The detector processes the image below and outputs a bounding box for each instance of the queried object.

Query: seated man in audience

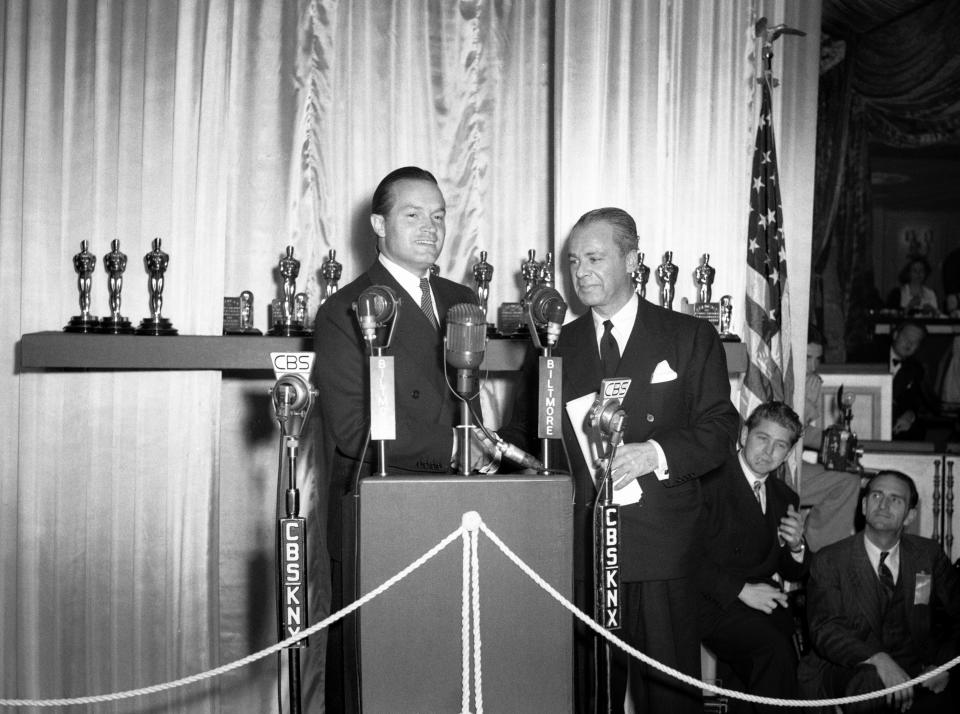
[855,320,936,440]
[697,401,809,713]
[799,470,960,713]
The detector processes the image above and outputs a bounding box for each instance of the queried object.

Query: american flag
[740,74,795,435]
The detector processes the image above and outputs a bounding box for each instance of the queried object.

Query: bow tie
[892,358,902,367]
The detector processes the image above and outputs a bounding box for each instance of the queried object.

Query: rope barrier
[1,510,956,711]
[0,523,466,709]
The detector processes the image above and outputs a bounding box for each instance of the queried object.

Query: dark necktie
[419,277,439,331]
[600,320,620,377]
[878,551,895,599]
[753,480,764,513]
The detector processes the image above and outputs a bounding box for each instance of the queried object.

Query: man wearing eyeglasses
[799,471,960,712]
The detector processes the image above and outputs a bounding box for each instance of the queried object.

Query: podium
[355,473,573,713]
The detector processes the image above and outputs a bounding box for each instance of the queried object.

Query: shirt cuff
[650,439,670,481]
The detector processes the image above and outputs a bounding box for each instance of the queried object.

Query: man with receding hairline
[558,207,739,714]
[800,470,960,712]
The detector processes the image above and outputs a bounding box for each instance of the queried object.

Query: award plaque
[694,302,721,329]
[497,302,525,337]
[136,237,178,335]
[223,290,262,335]
[99,239,134,334]
[64,240,100,333]
[269,246,311,336]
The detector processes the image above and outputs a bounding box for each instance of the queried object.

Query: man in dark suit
[852,320,935,440]
[559,207,740,713]
[799,470,960,713]
[313,166,482,711]
[888,321,934,440]
[698,401,809,713]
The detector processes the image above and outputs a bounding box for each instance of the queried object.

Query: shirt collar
[379,253,431,305]
[890,347,902,374]
[863,534,901,580]
[592,293,638,349]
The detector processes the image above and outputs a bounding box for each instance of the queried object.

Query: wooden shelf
[19,331,747,374]
[18,331,527,372]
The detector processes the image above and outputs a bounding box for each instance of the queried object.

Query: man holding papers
[559,207,739,714]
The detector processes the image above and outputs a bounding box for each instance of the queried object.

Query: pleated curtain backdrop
[1,1,822,712]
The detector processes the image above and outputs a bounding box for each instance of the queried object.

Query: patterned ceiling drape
[811,0,960,359]
[1,1,821,712]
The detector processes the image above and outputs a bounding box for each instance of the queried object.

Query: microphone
[471,428,545,471]
[589,377,631,445]
[353,285,399,347]
[272,373,317,441]
[445,302,487,397]
[527,286,567,347]
[495,437,544,471]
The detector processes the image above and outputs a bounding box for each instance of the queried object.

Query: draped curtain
[811,0,960,360]
[1,1,821,712]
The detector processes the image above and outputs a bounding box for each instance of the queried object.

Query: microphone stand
[455,369,476,476]
[272,377,316,714]
[539,343,554,473]
[523,288,566,474]
[591,409,626,713]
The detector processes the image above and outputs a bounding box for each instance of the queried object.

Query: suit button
[646,414,654,422]
[411,390,420,399]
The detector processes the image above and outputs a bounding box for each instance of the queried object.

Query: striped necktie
[878,551,895,600]
[419,277,439,330]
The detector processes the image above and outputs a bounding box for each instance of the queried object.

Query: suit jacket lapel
[898,539,919,637]
[562,315,603,400]
[852,534,886,633]
[617,300,663,417]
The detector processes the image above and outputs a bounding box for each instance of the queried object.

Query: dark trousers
[702,601,798,713]
[605,578,703,714]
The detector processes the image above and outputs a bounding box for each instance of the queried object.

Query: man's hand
[778,504,805,551]
[919,665,949,694]
[893,410,917,435]
[609,442,659,489]
[737,583,788,614]
[866,652,913,711]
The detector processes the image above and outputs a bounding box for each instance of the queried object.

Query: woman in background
[886,256,939,315]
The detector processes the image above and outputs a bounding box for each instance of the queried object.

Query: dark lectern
[356,473,573,713]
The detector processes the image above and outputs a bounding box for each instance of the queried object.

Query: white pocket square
[650,360,677,383]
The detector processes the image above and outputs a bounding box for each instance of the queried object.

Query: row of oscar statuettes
[63,239,736,338]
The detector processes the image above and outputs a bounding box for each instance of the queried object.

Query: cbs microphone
[445,302,487,398]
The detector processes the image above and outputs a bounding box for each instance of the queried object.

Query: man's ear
[738,425,749,449]
[625,249,638,275]
[903,507,918,530]
[370,213,386,238]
